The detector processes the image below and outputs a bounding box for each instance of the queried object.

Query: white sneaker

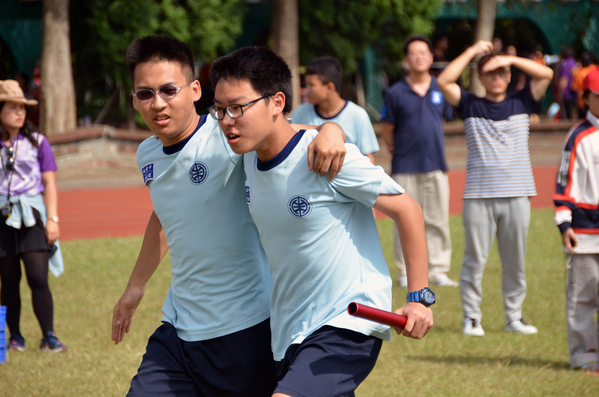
[463,317,485,337]
[576,362,598,371]
[431,274,459,287]
[397,275,408,288]
[505,318,538,334]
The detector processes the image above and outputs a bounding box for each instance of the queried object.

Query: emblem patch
[431,91,442,105]
[189,162,209,185]
[142,163,155,185]
[246,185,251,204]
[288,195,312,218]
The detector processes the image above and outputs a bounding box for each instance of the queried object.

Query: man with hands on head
[437,40,553,337]
[111,35,346,397]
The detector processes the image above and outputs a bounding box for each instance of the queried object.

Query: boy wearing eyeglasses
[437,41,554,337]
[111,36,346,397]
[210,47,433,397]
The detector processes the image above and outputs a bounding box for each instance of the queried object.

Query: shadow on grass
[411,355,570,370]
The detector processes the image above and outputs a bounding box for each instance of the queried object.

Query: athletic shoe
[7,335,26,351]
[431,274,459,287]
[463,317,485,336]
[397,275,408,288]
[576,361,597,371]
[504,318,538,335]
[39,331,69,353]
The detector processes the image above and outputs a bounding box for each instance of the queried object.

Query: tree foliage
[298,0,444,75]
[70,0,248,119]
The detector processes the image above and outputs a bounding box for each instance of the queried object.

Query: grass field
[0,208,597,396]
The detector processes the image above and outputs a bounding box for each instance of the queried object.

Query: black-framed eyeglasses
[133,82,192,101]
[4,146,15,171]
[208,95,272,120]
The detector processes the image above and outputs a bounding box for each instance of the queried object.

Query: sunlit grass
[0,209,596,396]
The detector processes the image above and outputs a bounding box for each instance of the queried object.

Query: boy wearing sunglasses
[111,36,346,396]
[210,46,433,397]
[437,41,554,337]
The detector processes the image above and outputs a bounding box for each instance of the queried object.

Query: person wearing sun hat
[554,66,599,372]
[0,79,68,353]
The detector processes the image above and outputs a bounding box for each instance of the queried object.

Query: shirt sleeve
[443,98,454,121]
[37,135,58,172]
[381,91,396,124]
[355,108,380,154]
[379,175,405,194]
[455,87,471,120]
[328,144,385,208]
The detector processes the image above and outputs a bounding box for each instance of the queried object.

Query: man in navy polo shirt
[381,34,457,289]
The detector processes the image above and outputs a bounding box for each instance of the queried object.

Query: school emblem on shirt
[141,163,155,185]
[431,91,442,105]
[288,195,312,218]
[189,162,209,185]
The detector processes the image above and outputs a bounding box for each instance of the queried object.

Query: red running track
[57,166,559,241]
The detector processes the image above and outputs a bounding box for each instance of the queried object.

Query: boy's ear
[327,82,336,93]
[190,80,202,102]
[272,92,286,115]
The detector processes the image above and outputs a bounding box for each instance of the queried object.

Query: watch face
[422,289,436,305]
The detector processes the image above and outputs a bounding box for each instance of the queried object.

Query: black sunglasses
[133,82,192,101]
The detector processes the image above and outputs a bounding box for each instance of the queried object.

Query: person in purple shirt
[0,79,68,353]
[557,47,577,119]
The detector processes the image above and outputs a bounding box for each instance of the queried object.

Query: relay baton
[347,302,407,330]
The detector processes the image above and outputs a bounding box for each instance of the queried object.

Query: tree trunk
[471,0,498,97]
[40,0,76,134]
[271,0,300,113]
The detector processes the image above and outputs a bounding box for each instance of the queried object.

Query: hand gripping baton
[347,302,407,330]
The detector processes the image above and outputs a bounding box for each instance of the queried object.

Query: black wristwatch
[406,287,436,307]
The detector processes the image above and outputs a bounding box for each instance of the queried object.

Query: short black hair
[126,35,195,85]
[210,46,293,114]
[306,56,342,93]
[403,34,433,56]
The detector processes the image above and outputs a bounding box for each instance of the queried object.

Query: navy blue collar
[257,130,306,171]
[314,100,348,120]
[163,114,207,155]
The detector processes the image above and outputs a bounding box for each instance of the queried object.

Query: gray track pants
[460,197,531,323]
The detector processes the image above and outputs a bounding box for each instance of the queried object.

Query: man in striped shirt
[437,40,554,337]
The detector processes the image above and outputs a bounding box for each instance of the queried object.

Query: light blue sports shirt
[244,129,401,360]
[137,115,272,342]
[291,101,380,155]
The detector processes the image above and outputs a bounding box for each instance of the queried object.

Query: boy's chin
[228,143,252,155]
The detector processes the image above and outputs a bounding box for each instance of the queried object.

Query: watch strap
[406,290,420,303]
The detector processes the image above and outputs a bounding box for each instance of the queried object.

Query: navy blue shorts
[274,326,382,397]
[127,320,277,397]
